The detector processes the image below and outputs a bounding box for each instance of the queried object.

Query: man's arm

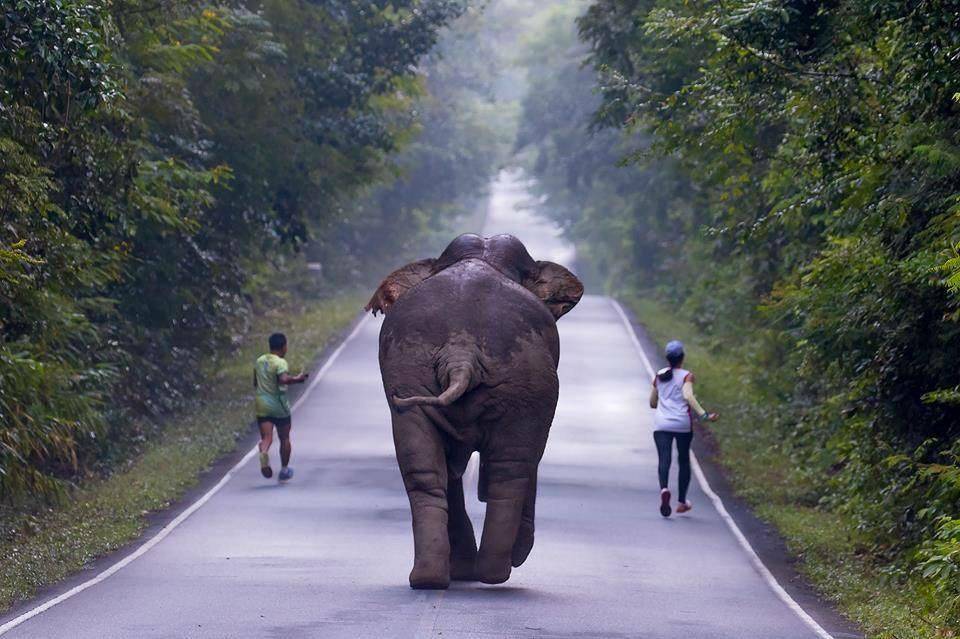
[278,371,309,385]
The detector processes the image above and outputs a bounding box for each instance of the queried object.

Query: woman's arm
[649,383,658,409]
[682,379,718,421]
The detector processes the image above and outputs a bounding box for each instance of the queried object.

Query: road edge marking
[609,298,834,639]
[0,313,372,636]
[413,590,446,639]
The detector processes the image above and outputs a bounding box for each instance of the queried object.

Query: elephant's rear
[378,260,561,418]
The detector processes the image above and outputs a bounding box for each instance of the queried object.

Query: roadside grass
[625,294,933,639]
[0,294,363,614]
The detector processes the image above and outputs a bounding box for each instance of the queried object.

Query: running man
[649,340,718,517]
[254,333,308,481]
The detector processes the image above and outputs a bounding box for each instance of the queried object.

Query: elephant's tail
[393,366,471,409]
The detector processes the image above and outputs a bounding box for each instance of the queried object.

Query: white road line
[0,314,372,636]
[609,298,834,639]
[413,591,446,639]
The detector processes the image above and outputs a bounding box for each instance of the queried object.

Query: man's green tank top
[254,353,290,418]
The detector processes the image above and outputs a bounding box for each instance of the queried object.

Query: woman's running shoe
[278,467,294,482]
[676,501,692,514]
[659,488,672,517]
[259,452,273,478]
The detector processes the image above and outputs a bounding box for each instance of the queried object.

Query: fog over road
[2,171,835,638]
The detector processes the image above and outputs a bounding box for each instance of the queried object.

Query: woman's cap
[665,340,684,358]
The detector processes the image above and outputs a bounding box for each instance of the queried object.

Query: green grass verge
[625,294,936,639]
[0,294,363,614]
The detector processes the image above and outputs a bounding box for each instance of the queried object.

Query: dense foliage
[518,0,960,629]
[0,0,486,505]
[312,3,516,281]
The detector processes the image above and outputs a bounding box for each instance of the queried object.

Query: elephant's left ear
[523,261,584,320]
[365,258,437,316]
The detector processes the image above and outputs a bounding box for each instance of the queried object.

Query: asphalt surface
[3,170,834,638]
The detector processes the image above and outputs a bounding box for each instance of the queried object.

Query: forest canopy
[0,0,492,504]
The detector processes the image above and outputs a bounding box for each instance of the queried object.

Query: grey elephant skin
[366,234,584,589]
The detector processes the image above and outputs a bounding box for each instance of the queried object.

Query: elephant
[366,233,584,589]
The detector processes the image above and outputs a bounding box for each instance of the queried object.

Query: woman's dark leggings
[653,430,693,503]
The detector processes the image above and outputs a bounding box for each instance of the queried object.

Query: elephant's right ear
[365,258,437,316]
[523,260,584,320]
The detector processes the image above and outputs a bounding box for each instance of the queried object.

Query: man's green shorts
[257,415,291,428]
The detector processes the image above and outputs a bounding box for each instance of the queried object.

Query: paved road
[2,170,829,638]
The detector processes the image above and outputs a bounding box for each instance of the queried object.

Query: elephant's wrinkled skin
[366,234,583,589]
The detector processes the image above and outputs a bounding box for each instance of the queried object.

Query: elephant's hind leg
[448,472,478,581]
[393,408,451,590]
[511,469,537,567]
[474,451,530,585]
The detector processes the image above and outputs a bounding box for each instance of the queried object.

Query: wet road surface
[2,170,832,638]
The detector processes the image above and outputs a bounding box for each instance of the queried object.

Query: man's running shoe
[659,488,672,517]
[259,452,272,478]
[676,501,692,514]
[278,466,294,482]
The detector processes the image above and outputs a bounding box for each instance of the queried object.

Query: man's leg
[277,421,292,467]
[258,420,274,478]
[277,420,293,481]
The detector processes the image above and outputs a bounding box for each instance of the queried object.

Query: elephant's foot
[409,555,450,590]
[511,521,534,567]
[475,551,512,585]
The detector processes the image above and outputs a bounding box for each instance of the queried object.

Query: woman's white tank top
[653,367,693,432]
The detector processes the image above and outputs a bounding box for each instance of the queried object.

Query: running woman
[648,340,718,517]
[254,333,308,482]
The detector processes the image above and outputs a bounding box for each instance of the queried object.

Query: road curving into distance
[1,169,852,639]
